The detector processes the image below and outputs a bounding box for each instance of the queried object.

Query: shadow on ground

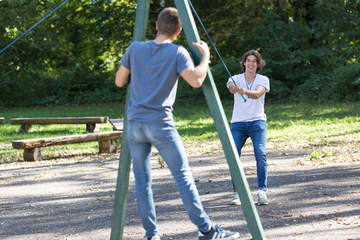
[1,151,359,239]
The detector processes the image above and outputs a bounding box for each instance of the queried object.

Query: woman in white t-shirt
[226,49,270,206]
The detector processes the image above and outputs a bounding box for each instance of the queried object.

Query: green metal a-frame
[110,0,266,239]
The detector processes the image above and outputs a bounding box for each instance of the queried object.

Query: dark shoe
[143,235,160,240]
[199,224,240,240]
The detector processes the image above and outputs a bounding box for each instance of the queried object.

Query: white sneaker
[231,192,241,205]
[143,235,160,240]
[257,190,268,205]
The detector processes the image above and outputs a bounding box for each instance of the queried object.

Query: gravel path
[1,149,360,240]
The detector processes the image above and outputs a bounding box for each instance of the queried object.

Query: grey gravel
[1,149,360,240]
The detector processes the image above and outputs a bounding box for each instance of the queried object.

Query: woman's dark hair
[240,49,266,73]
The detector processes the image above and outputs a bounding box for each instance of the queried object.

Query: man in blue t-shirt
[115,7,240,240]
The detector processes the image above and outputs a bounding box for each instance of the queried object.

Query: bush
[42,67,127,106]
[295,63,360,102]
[0,74,52,107]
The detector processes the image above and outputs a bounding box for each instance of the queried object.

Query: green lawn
[1,102,360,163]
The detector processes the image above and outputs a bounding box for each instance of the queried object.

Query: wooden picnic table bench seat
[10,117,109,133]
[0,117,4,124]
[12,131,122,161]
[109,119,124,131]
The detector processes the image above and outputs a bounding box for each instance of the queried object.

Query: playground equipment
[110,1,266,239]
[1,0,266,238]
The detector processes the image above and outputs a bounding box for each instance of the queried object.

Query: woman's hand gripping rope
[229,80,247,102]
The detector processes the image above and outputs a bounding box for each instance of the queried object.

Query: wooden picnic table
[109,119,124,131]
[10,117,109,132]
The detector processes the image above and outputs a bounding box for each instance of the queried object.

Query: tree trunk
[302,0,317,48]
[247,0,258,18]
[291,0,302,24]
[274,0,289,23]
[290,0,303,50]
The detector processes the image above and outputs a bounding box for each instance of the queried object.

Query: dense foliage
[187,0,360,103]
[0,0,359,107]
[0,0,136,106]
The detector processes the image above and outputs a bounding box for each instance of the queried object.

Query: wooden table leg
[19,124,33,132]
[86,123,99,132]
[99,139,117,153]
[24,148,42,161]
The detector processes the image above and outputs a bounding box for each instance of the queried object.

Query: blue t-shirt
[121,40,194,124]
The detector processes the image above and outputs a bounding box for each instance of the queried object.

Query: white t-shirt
[226,73,270,123]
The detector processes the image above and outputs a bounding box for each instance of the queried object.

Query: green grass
[265,103,360,149]
[173,102,360,149]
[1,102,360,163]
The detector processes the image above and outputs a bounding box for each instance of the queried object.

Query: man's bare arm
[115,65,131,87]
[180,40,210,88]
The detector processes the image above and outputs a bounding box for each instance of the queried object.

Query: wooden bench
[10,117,109,133]
[109,119,124,131]
[0,117,4,124]
[12,131,122,161]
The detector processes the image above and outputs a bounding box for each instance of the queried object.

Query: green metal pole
[110,1,150,240]
[174,0,266,239]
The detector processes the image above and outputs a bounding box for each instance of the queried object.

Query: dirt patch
[1,149,360,239]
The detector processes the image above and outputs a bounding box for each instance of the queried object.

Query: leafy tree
[0,0,136,106]
[192,0,360,103]
[1,0,359,107]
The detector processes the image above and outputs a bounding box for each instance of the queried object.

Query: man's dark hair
[158,7,182,36]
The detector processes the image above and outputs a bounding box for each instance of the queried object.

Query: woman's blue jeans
[230,120,268,191]
[127,120,211,237]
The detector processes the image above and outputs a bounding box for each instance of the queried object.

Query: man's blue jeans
[127,120,211,237]
[231,120,268,191]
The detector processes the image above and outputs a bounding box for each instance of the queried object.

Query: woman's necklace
[244,74,257,98]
